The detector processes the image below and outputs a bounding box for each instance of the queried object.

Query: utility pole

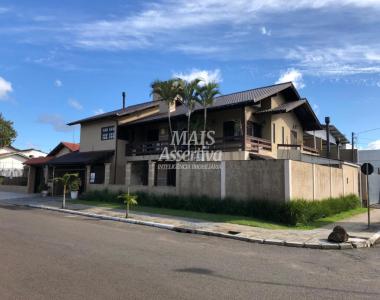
[351,132,355,163]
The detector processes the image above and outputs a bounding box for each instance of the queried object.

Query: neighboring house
[358,150,380,204]
[24,142,80,193]
[0,145,47,178]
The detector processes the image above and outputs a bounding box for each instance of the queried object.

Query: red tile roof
[24,156,54,166]
[62,142,80,152]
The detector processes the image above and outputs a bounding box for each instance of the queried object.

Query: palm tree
[180,78,202,149]
[151,79,182,147]
[54,173,79,209]
[197,82,220,132]
[118,190,138,218]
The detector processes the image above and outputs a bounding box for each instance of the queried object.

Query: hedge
[80,189,360,226]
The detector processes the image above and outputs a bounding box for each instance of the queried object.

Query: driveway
[0,191,36,201]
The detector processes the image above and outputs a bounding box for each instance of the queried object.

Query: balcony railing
[277,144,319,155]
[245,136,272,152]
[125,135,272,156]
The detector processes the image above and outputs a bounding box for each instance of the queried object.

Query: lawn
[70,199,367,230]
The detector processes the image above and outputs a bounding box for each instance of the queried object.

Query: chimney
[325,116,330,158]
[122,92,126,109]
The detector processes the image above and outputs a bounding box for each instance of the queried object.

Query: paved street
[0,203,380,300]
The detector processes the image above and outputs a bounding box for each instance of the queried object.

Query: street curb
[23,204,380,250]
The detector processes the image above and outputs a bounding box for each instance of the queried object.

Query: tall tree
[0,113,17,147]
[151,79,182,146]
[197,82,220,132]
[180,78,202,148]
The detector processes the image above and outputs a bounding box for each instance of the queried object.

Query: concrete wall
[290,160,360,200]
[225,160,285,202]
[85,159,360,202]
[86,183,176,195]
[176,162,222,198]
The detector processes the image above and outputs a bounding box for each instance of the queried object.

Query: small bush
[80,189,360,226]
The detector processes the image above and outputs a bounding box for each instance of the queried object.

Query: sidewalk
[3,196,380,250]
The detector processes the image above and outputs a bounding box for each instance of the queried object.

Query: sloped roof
[0,152,30,160]
[255,100,307,114]
[48,142,80,156]
[48,150,114,166]
[67,101,158,125]
[62,142,80,152]
[24,156,54,166]
[127,82,299,125]
[322,125,350,144]
[68,82,296,126]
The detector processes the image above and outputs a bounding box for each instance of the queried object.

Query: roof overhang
[48,151,114,166]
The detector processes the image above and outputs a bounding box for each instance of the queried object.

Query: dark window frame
[272,123,276,143]
[101,126,115,140]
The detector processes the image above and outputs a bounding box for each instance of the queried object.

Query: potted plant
[39,182,49,197]
[69,177,81,200]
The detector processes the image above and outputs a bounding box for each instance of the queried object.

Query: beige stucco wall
[291,160,360,200]
[176,161,222,198]
[80,120,117,152]
[86,183,176,195]
[225,160,285,202]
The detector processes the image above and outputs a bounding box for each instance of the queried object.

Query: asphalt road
[0,203,379,300]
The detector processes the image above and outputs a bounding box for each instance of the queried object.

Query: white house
[358,150,380,204]
[0,146,47,178]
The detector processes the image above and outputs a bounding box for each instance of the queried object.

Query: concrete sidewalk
[2,196,380,250]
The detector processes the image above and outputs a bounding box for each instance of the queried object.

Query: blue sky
[1,0,380,152]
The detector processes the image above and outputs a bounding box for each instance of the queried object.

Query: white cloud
[0,76,13,100]
[54,79,62,87]
[366,140,380,150]
[173,69,222,84]
[68,98,83,110]
[0,7,10,14]
[37,114,72,132]
[276,68,305,89]
[284,45,380,76]
[75,0,380,51]
[94,108,105,115]
[260,26,271,36]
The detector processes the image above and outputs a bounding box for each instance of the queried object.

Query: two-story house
[44,82,353,197]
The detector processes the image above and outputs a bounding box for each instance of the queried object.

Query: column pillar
[27,166,35,193]
[148,161,156,187]
[104,163,111,185]
[125,162,132,186]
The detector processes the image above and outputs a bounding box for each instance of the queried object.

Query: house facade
[25,142,80,193]
[18,82,360,201]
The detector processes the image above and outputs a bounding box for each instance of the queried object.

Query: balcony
[125,135,272,156]
[277,144,319,155]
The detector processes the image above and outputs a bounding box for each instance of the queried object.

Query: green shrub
[80,189,360,226]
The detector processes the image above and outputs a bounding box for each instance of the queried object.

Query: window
[223,121,241,138]
[101,126,115,140]
[247,121,262,138]
[147,129,159,142]
[272,123,276,143]
[291,130,298,144]
[282,127,285,144]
